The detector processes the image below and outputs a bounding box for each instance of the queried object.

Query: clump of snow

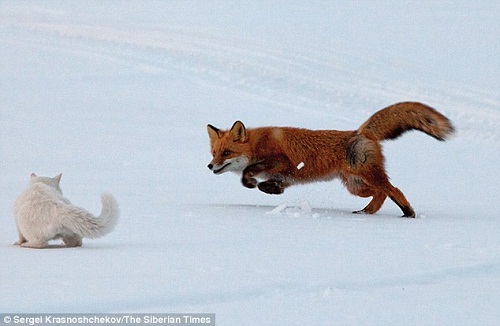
[266,200,317,218]
[266,202,288,215]
[297,162,305,170]
[322,287,334,299]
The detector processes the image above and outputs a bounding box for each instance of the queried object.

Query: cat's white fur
[13,173,119,248]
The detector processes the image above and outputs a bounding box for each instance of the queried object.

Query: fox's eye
[223,150,231,157]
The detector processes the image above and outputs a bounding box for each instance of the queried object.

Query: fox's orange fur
[207,102,454,217]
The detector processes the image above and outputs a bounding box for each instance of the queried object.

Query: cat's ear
[54,173,62,184]
[30,173,37,179]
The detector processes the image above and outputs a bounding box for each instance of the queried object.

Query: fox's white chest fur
[13,173,119,249]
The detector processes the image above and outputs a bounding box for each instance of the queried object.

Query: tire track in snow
[2,15,499,142]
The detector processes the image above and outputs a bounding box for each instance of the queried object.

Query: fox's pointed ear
[30,173,37,179]
[207,124,221,142]
[54,173,62,184]
[230,121,247,142]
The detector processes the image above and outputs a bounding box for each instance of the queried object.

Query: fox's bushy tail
[357,102,455,142]
[60,193,119,239]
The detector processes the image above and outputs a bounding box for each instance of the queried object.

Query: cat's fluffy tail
[60,193,119,239]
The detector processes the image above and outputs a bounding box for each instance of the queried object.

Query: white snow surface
[1,1,499,325]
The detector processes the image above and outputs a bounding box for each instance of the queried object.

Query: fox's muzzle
[208,162,231,174]
[207,156,249,175]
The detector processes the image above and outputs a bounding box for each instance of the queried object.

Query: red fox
[207,102,454,217]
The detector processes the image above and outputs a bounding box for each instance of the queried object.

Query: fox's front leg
[242,154,293,194]
[257,180,289,194]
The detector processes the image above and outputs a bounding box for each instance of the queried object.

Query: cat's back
[14,182,63,220]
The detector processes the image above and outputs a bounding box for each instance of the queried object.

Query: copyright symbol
[4,316,12,324]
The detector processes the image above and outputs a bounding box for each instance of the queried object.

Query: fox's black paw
[242,177,257,189]
[258,180,285,195]
[402,206,416,218]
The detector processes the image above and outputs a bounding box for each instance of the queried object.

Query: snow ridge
[3,11,499,142]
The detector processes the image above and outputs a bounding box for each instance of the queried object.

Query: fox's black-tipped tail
[357,102,455,142]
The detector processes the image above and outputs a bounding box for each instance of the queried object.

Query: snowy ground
[1,1,499,325]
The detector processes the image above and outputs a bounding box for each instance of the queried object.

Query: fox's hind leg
[360,167,415,217]
[346,137,415,217]
[343,175,387,214]
[353,192,387,214]
[386,186,415,217]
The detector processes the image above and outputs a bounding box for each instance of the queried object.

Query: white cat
[13,173,119,248]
